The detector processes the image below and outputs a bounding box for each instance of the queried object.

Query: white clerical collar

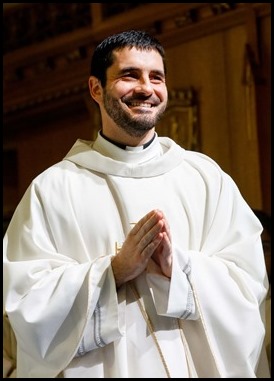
[99,130,156,151]
[64,135,185,177]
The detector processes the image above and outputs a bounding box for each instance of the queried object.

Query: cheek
[156,85,168,102]
[108,82,133,97]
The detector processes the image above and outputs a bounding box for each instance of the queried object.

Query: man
[3,30,269,378]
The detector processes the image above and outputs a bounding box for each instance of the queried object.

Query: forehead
[110,46,165,72]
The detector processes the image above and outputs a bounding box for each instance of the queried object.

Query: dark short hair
[90,30,166,87]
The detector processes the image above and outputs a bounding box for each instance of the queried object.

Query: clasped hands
[111,209,172,288]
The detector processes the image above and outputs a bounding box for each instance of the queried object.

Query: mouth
[125,101,154,110]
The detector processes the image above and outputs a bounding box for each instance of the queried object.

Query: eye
[151,75,163,82]
[120,70,139,80]
[123,73,138,79]
[150,72,165,84]
[151,76,163,83]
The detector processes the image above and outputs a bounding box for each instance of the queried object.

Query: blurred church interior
[3,3,271,232]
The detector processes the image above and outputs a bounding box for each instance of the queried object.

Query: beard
[103,91,167,138]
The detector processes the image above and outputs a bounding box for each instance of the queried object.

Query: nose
[134,77,153,95]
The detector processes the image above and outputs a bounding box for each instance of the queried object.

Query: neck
[100,130,156,150]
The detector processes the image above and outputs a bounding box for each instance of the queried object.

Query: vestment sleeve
[146,253,198,319]
[146,169,268,377]
[3,182,123,378]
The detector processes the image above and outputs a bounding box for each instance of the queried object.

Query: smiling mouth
[127,102,153,108]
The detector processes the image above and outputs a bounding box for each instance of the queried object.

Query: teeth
[130,102,151,108]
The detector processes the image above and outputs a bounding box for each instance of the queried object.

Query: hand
[151,212,172,278]
[111,209,166,288]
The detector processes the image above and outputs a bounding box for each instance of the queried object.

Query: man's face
[102,47,168,138]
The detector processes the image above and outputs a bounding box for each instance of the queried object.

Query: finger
[131,209,163,237]
[161,231,172,253]
[162,221,172,243]
[138,220,164,253]
[140,232,164,260]
[158,214,172,243]
[130,210,158,235]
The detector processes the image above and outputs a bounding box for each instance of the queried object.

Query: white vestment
[3,133,269,378]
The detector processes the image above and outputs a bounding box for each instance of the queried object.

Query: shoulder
[168,140,238,192]
[31,160,83,195]
[32,139,92,186]
[184,150,224,174]
[159,136,231,180]
[162,137,226,176]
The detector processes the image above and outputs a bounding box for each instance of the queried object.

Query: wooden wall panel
[3,105,93,216]
[256,15,271,214]
[224,25,262,208]
[165,24,263,208]
[166,33,231,171]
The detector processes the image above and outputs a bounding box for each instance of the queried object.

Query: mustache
[121,94,160,105]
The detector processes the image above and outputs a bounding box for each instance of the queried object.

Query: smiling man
[90,47,167,142]
[3,30,269,378]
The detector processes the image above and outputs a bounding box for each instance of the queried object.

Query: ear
[88,76,103,104]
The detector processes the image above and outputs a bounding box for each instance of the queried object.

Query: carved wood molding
[157,88,199,151]
[3,3,270,124]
